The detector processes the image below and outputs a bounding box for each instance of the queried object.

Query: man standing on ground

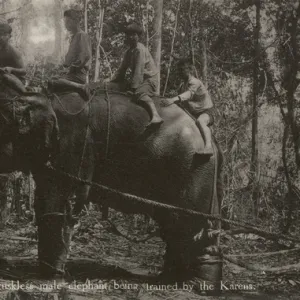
[162,59,214,156]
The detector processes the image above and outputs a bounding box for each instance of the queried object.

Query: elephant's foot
[157,254,222,295]
[38,215,72,279]
[39,260,65,279]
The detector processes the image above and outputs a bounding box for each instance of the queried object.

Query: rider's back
[0,44,24,80]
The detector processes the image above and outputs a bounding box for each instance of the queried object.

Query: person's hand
[3,67,13,74]
[59,67,69,75]
[161,97,177,107]
[126,88,136,96]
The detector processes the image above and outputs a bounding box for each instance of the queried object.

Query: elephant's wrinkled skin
[0,89,223,289]
[33,91,223,287]
[0,90,58,173]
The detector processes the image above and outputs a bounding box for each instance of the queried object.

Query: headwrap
[64,9,81,23]
[0,23,12,35]
[124,23,143,35]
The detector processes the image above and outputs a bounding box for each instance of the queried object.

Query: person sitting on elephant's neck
[48,9,91,101]
[161,59,214,156]
[0,23,27,94]
[107,23,163,128]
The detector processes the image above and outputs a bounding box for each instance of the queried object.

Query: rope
[104,84,111,159]
[44,164,300,244]
[52,90,96,116]
[77,103,91,178]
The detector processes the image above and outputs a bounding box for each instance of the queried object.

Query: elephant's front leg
[34,173,74,278]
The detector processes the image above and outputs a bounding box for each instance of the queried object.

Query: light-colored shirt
[112,42,158,89]
[64,30,91,71]
[179,75,213,114]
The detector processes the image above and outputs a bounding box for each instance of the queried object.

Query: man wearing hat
[0,22,27,94]
[109,23,163,127]
[161,58,214,156]
[49,9,91,101]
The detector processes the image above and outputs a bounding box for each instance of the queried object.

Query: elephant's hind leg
[157,155,223,294]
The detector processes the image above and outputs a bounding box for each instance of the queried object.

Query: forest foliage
[1,0,300,235]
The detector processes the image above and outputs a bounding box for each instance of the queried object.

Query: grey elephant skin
[0,89,223,291]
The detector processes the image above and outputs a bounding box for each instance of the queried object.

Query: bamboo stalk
[162,0,180,97]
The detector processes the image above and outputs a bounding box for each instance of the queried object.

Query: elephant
[0,87,59,174]
[0,86,223,291]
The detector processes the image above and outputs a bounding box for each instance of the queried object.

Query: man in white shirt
[162,59,214,156]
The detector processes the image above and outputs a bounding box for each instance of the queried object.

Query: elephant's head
[0,93,59,173]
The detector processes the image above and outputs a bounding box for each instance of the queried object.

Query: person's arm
[161,79,203,107]
[111,50,129,82]
[4,48,26,76]
[177,79,203,101]
[5,67,26,76]
[130,48,144,89]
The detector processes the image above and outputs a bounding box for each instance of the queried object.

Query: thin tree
[285,1,300,167]
[199,40,207,87]
[188,0,198,79]
[94,0,105,82]
[250,0,261,217]
[84,0,88,33]
[152,0,163,94]
[84,0,89,83]
[53,0,63,64]
[162,0,180,97]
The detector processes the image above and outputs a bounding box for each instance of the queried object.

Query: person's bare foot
[145,116,164,128]
[203,146,213,156]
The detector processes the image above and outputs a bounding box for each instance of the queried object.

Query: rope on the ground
[44,164,300,244]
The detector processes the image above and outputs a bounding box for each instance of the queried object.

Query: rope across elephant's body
[0,85,223,290]
[32,88,224,287]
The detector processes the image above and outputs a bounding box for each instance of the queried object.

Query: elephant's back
[148,106,205,159]
[88,92,204,159]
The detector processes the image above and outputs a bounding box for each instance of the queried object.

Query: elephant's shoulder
[153,120,203,157]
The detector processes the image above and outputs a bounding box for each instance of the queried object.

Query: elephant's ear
[17,106,33,135]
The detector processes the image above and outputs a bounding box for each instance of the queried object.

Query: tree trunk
[53,0,63,64]
[0,175,10,228]
[84,0,88,33]
[162,0,180,96]
[250,0,261,217]
[199,39,207,87]
[152,0,163,95]
[286,2,300,168]
[94,0,104,82]
[188,0,198,78]
[84,0,89,83]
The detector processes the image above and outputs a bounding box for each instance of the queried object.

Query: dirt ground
[0,211,300,300]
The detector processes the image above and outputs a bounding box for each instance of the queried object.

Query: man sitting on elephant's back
[0,22,27,94]
[48,9,91,101]
[161,59,214,156]
[106,23,163,128]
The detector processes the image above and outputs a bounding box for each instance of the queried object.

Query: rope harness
[104,83,111,158]
[2,90,300,246]
[43,163,300,244]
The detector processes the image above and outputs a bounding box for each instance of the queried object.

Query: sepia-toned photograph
[0,0,299,299]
